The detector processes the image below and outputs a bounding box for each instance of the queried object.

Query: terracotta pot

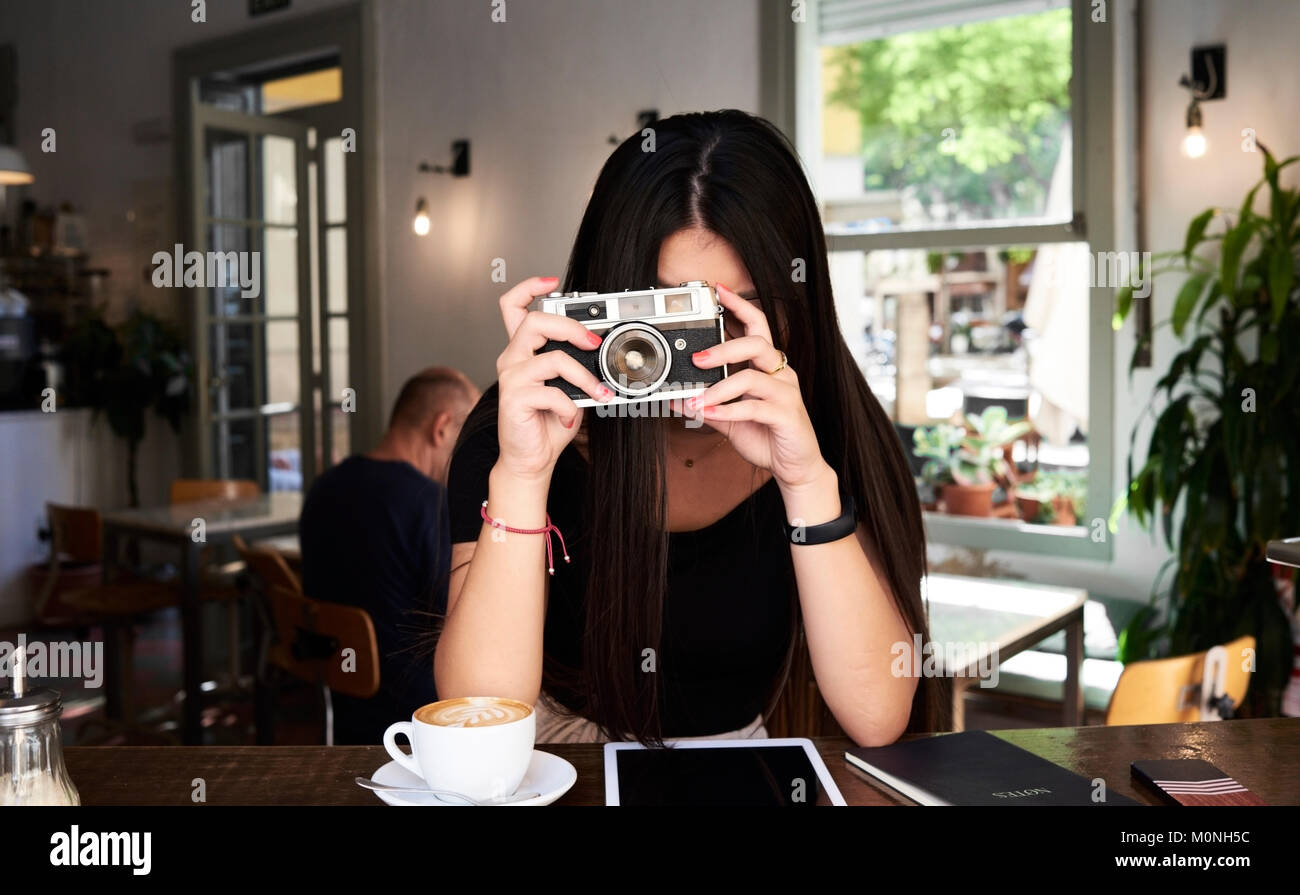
[992,500,1019,519]
[1016,495,1042,522]
[942,483,996,517]
[1050,496,1077,527]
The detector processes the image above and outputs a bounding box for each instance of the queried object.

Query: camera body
[531,281,727,408]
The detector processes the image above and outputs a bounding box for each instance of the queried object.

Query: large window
[783,0,1116,558]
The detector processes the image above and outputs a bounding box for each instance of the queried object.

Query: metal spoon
[355,777,540,805]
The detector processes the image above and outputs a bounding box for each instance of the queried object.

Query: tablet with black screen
[604,738,847,806]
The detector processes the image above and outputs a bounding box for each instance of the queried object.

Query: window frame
[763,0,1116,560]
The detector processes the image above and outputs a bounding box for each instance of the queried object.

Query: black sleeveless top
[446,391,797,737]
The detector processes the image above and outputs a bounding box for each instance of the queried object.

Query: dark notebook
[845,730,1140,806]
[1131,759,1267,806]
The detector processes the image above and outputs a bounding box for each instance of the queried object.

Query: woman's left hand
[676,283,833,492]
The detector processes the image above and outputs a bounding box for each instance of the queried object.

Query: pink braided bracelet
[480,500,571,575]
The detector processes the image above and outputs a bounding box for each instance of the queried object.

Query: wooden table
[101,493,302,744]
[62,718,1300,805]
[926,573,1087,730]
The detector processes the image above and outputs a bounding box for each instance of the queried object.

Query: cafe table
[100,492,303,745]
[63,718,1300,806]
[925,573,1087,730]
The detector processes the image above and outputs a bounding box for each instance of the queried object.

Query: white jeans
[534,690,768,743]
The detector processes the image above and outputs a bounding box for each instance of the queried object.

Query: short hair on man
[388,367,476,431]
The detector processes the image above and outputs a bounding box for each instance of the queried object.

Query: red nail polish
[692,350,709,360]
[563,416,575,428]
[599,386,613,399]
[589,331,603,347]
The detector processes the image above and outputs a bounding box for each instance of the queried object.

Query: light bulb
[1182,126,1207,159]
[413,198,430,236]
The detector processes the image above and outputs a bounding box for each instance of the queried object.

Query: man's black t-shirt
[446,386,797,737]
[299,456,449,744]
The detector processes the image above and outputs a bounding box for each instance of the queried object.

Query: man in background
[299,366,480,744]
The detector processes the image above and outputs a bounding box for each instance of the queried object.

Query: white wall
[375,0,761,405]
[0,409,182,625]
[939,0,1300,602]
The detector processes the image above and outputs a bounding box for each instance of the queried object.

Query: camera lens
[600,323,671,396]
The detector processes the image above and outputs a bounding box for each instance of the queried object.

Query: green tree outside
[824,9,1072,223]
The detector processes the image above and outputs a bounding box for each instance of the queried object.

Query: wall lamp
[413,139,470,236]
[1178,45,1225,160]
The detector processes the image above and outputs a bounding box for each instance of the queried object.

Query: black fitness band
[782,493,857,545]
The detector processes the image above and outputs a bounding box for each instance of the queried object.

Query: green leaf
[1113,284,1134,329]
[1239,179,1263,223]
[1261,331,1279,365]
[1117,605,1161,663]
[1156,335,1211,396]
[1195,279,1223,325]
[1183,207,1216,262]
[1220,221,1255,294]
[1152,396,1190,499]
[1107,491,1127,534]
[1171,273,1208,336]
[1268,248,1294,325]
[1129,328,1152,380]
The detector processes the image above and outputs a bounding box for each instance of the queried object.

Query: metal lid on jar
[0,687,63,726]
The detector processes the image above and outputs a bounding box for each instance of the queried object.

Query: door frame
[172,2,382,486]
[190,105,313,489]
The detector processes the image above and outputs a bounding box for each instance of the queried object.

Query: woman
[436,110,948,746]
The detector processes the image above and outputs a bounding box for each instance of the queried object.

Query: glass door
[190,104,313,491]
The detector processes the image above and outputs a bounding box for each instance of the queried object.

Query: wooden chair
[233,535,300,594]
[232,534,300,700]
[255,581,379,745]
[1105,636,1255,726]
[38,504,180,743]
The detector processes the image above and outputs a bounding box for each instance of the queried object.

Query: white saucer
[368,750,577,806]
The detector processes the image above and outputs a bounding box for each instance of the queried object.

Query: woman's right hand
[494,276,613,481]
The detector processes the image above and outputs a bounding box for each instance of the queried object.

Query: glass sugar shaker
[0,683,81,806]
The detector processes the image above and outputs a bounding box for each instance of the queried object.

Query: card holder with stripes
[1131,759,1267,806]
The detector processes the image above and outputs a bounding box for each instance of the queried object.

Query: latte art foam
[417,697,532,728]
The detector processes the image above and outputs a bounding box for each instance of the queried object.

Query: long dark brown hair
[459,110,947,743]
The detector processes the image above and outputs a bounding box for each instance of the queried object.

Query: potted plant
[63,308,192,507]
[1016,469,1086,525]
[913,406,1031,517]
[1112,146,1300,716]
[1015,478,1048,522]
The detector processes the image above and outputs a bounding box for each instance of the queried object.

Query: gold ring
[767,350,788,375]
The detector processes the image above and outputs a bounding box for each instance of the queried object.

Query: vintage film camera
[531,281,728,408]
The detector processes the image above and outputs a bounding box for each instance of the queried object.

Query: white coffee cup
[383,696,535,802]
